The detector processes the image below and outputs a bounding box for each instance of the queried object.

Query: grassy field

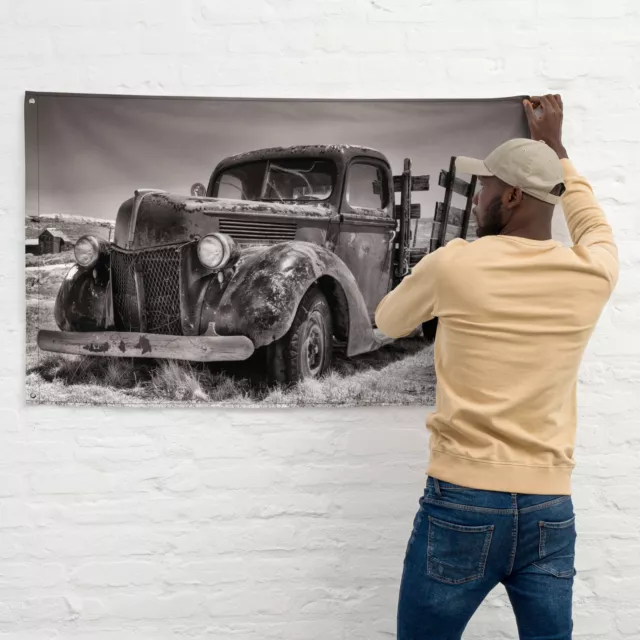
[26,250,74,267]
[25,263,436,407]
[26,213,114,242]
[25,213,439,407]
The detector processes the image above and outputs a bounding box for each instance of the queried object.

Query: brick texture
[1,0,640,638]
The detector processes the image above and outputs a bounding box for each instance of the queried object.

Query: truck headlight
[197,233,236,270]
[74,235,103,268]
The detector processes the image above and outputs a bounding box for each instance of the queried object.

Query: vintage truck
[37,145,476,383]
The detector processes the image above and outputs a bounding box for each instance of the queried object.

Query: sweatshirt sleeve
[374,247,442,339]
[561,159,619,290]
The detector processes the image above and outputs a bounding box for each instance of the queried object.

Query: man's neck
[500,209,554,241]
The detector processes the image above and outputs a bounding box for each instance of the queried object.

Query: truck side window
[346,163,389,214]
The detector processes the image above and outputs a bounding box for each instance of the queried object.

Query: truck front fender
[53,261,113,332]
[200,241,377,355]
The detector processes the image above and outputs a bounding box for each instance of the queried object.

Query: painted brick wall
[1,1,639,638]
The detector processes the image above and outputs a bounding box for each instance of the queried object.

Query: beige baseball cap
[455,138,565,205]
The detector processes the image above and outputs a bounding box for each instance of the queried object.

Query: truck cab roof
[213,144,390,174]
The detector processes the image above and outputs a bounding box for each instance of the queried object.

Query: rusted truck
[37,145,476,383]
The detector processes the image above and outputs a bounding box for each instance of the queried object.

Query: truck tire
[266,286,333,384]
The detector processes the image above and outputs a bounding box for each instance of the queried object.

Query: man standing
[375,95,618,639]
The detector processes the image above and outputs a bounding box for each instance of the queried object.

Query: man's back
[376,152,618,496]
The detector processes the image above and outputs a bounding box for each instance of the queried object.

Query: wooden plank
[393,174,430,192]
[411,175,430,191]
[409,247,428,266]
[395,203,421,219]
[434,202,464,226]
[460,174,478,239]
[430,221,466,240]
[395,158,412,280]
[436,157,457,249]
[438,169,473,197]
[37,330,255,362]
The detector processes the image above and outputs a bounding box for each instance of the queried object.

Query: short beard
[476,196,505,238]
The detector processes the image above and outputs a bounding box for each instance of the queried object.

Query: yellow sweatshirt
[374,159,619,495]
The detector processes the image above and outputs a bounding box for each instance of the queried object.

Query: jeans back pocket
[534,516,577,579]
[427,516,494,585]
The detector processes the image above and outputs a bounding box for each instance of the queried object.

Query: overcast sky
[28,94,570,241]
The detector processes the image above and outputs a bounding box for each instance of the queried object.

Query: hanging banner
[25,92,529,407]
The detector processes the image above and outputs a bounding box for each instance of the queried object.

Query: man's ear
[503,186,524,209]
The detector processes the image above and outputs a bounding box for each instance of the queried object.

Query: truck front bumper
[37,330,255,362]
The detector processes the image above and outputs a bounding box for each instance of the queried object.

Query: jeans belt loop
[433,477,442,497]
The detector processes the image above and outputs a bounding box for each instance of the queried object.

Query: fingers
[554,93,563,111]
[529,93,563,113]
[543,93,563,112]
[540,94,555,112]
[523,99,536,122]
[547,94,561,110]
[522,99,541,140]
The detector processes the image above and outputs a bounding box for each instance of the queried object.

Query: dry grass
[147,360,210,402]
[26,337,436,407]
[34,353,139,388]
[262,344,436,407]
[26,357,145,406]
[26,299,56,371]
[26,250,75,267]
[25,263,71,300]
[26,374,149,406]
[146,360,257,403]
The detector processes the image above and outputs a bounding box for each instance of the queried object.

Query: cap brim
[455,156,494,177]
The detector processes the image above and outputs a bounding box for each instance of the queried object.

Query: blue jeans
[398,476,577,640]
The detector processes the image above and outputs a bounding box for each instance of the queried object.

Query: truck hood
[114,191,332,250]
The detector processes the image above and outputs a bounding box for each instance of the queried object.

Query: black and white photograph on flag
[25,93,564,407]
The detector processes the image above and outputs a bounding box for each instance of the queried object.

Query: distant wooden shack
[39,228,74,254]
[25,238,40,255]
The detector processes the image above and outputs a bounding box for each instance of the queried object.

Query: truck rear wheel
[266,286,333,384]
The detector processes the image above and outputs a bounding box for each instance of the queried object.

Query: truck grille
[111,247,182,336]
[218,218,297,244]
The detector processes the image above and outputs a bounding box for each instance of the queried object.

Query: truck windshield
[212,158,336,202]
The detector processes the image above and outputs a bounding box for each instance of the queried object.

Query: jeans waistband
[428,476,572,515]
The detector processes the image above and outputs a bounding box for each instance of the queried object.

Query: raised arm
[374,248,442,339]
[524,94,619,288]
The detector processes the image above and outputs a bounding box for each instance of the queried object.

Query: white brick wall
[1,0,639,637]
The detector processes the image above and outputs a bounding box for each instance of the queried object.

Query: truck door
[334,159,396,320]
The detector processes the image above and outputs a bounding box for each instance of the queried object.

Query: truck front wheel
[266,286,333,384]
